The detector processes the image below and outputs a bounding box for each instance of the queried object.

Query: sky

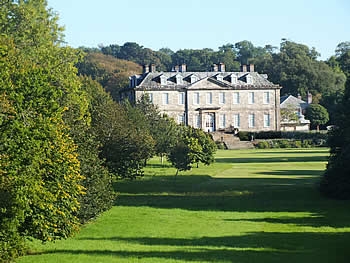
[47,0,349,60]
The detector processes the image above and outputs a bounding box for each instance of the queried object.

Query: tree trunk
[175,169,178,180]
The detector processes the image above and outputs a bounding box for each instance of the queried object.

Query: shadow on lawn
[215,155,327,164]
[115,173,350,228]
[45,232,350,263]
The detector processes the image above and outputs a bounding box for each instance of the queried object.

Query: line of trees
[0,1,217,261]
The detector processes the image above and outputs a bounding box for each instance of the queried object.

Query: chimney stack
[179,64,187,72]
[150,64,156,73]
[218,63,225,72]
[307,91,312,104]
[247,64,254,72]
[240,64,247,72]
[211,64,218,72]
[143,64,149,74]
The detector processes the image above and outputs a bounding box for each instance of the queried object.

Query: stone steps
[211,132,254,150]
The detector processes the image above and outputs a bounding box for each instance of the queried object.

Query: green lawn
[18,148,350,263]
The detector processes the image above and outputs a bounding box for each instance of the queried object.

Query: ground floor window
[248,114,255,128]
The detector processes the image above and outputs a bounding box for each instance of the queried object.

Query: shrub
[215,141,226,150]
[238,131,252,141]
[254,131,282,139]
[256,141,270,149]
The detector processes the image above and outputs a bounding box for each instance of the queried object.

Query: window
[160,75,167,85]
[264,113,271,127]
[248,92,255,104]
[148,93,153,103]
[233,92,240,104]
[248,114,255,128]
[263,92,270,104]
[233,114,240,128]
[219,92,225,104]
[219,114,226,129]
[176,75,183,85]
[194,114,200,128]
[178,114,185,125]
[178,92,185,105]
[162,93,169,105]
[206,92,212,104]
[193,92,200,105]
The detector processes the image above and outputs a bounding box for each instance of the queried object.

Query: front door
[205,113,215,132]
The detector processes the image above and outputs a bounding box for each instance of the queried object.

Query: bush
[238,131,252,141]
[215,141,226,150]
[256,141,270,149]
[254,131,282,139]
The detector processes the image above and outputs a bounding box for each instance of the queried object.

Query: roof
[280,95,309,109]
[129,71,280,91]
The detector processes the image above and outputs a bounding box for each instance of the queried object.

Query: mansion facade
[122,64,282,132]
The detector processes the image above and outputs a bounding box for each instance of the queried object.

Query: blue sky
[47,0,349,60]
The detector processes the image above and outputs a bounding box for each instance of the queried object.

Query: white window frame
[148,93,153,103]
[206,92,212,105]
[193,92,200,105]
[178,114,185,125]
[219,92,225,104]
[219,114,226,129]
[233,92,240,104]
[248,114,255,128]
[194,114,200,128]
[263,92,270,104]
[233,113,240,128]
[162,93,169,105]
[264,113,271,127]
[178,92,185,105]
[248,92,255,104]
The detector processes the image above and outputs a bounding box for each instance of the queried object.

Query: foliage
[0,1,114,261]
[168,126,216,175]
[73,77,116,223]
[168,142,192,176]
[76,52,142,100]
[304,104,329,131]
[281,105,299,123]
[321,68,350,199]
[88,86,155,179]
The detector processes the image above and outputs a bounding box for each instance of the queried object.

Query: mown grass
[18,148,350,263]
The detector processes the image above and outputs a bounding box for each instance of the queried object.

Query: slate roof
[131,71,280,90]
[280,95,308,110]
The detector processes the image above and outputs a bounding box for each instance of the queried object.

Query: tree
[168,142,192,177]
[0,1,89,260]
[321,77,350,199]
[168,126,216,176]
[281,105,299,123]
[304,104,329,131]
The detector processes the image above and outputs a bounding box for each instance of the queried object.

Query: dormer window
[160,75,167,85]
[230,74,237,84]
[216,74,223,82]
[175,74,183,85]
[246,74,253,84]
[190,75,197,84]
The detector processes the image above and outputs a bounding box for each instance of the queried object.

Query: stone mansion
[121,63,282,132]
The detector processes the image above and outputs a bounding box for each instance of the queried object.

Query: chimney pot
[247,64,254,72]
[307,91,312,104]
[211,64,218,72]
[179,64,186,72]
[240,64,247,72]
[218,63,225,72]
[150,64,156,73]
[143,64,149,74]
